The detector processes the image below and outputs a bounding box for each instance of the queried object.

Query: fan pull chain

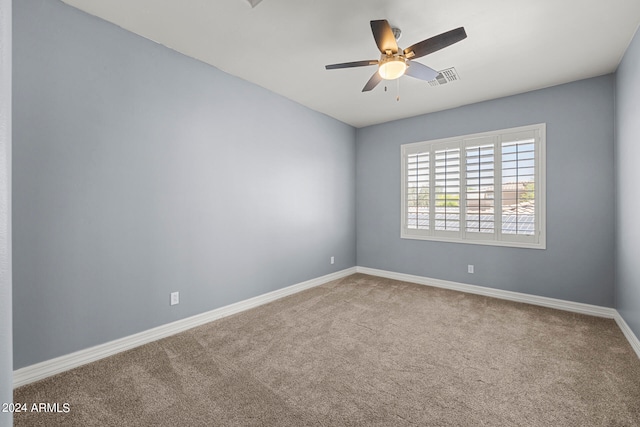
[396,78,400,102]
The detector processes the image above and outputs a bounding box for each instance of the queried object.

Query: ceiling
[61,0,640,128]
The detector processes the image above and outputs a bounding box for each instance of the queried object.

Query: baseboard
[356,266,640,358]
[356,266,617,318]
[13,267,357,388]
[613,313,640,359]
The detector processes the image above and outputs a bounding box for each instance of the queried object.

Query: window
[402,123,546,249]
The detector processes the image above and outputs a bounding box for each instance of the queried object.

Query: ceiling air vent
[428,67,460,87]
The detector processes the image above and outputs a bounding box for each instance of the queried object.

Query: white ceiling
[61,0,640,128]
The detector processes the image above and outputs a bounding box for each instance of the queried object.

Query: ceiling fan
[325,20,467,92]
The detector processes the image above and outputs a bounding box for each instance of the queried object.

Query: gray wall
[13,0,356,369]
[12,0,634,375]
[615,28,640,339]
[356,76,615,307]
[0,0,12,424]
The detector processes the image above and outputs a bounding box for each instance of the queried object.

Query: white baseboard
[14,265,640,388]
[613,313,640,359]
[356,266,640,358]
[356,267,617,317]
[13,267,357,388]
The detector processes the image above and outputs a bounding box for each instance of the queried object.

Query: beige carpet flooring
[14,273,640,426]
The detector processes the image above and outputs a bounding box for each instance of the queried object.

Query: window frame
[401,123,546,249]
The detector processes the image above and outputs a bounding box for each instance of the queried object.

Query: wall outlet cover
[170,292,179,306]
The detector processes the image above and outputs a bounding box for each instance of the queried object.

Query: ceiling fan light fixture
[378,56,407,80]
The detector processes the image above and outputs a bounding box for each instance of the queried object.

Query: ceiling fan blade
[371,20,398,54]
[404,27,467,59]
[405,61,439,81]
[325,60,379,70]
[362,71,383,92]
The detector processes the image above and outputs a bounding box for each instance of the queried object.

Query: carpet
[13,273,640,426]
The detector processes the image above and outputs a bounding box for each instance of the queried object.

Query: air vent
[428,67,460,86]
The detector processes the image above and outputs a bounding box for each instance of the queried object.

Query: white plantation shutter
[501,132,536,238]
[465,141,495,238]
[434,147,460,232]
[406,152,429,230]
[401,124,545,249]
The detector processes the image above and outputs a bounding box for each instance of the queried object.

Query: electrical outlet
[170,291,179,306]
[330,256,335,265]
[468,265,474,274]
